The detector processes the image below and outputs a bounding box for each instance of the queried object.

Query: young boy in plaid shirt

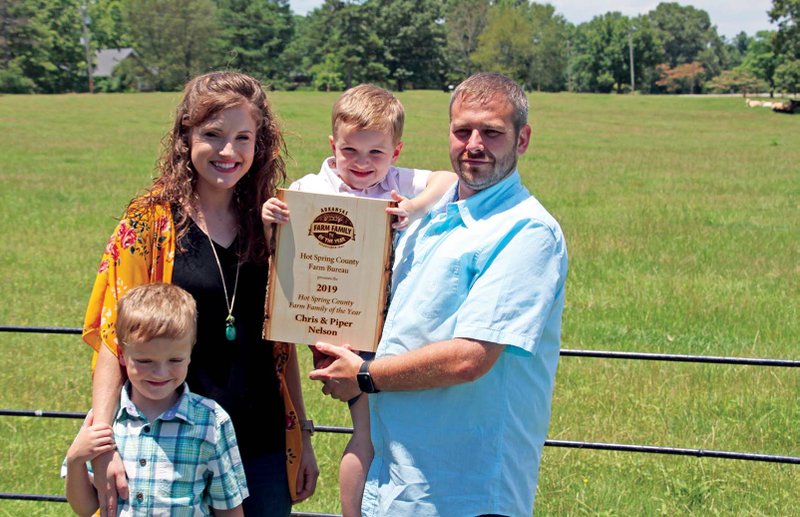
[64,283,248,516]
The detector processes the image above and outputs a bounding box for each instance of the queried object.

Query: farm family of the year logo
[309,206,355,248]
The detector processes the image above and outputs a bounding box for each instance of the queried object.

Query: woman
[83,71,318,516]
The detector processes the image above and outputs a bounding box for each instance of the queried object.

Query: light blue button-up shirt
[362,171,568,517]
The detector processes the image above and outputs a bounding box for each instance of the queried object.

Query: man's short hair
[450,73,528,133]
[332,84,405,143]
[117,283,197,347]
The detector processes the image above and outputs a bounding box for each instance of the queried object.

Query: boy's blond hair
[331,84,404,143]
[117,283,197,347]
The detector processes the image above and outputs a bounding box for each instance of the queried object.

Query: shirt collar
[117,381,194,424]
[320,157,400,197]
[445,171,526,228]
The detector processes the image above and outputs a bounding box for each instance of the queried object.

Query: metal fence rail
[3,409,799,465]
[3,325,799,368]
[2,324,798,510]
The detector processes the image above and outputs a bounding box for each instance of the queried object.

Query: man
[310,72,568,516]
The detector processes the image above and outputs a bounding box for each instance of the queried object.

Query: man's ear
[391,141,404,163]
[329,134,336,154]
[516,124,531,155]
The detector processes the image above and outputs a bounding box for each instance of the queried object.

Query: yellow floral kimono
[83,199,304,500]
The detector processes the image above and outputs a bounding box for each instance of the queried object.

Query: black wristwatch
[357,359,380,393]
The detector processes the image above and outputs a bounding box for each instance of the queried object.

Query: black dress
[171,212,285,459]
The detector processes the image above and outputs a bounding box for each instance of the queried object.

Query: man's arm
[309,338,505,401]
[91,345,128,517]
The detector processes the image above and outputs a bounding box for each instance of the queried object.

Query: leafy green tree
[570,12,660,93]
[278,13,315,86]
[309,54,345,91]
[732,31,753,55]
[526,3,570,91]
[571,13,630,93]
[470,3,531,85]
[291,0,388,90]
[741,31,780,96]
[332,1,389,88]
[630,16,664,92]
[369,0,446,90]
[444,0,489,83]
[124,0,218,90]
[472,2,570,92]
[724,31,753,68]
[0,0,89,93]
[775,58,800,93]
[769,0,800,58]
[647,2,722,66]
[705,69,766,94]
[213,0,294,86]
[1,0,42,92]
[89,0,132,49]
[647,2,726,89]
[698,36,728,79]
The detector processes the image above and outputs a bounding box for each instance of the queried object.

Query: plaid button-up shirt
[63,383,248,515]
[100,382,248,516]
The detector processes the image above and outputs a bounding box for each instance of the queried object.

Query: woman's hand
[294,435,319,502]
[92,450,128,517]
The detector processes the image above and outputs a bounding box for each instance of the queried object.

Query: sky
[288,0,777,39]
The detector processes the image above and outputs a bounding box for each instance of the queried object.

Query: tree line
[1,0,798,95]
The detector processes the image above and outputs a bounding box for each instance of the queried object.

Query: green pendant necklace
[206,230,241,342]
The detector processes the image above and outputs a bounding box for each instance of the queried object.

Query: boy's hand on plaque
[387,190,413,230]
[308,342,362,401]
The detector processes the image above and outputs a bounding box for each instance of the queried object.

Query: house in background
[93,48,151,91]
[94,48,136,78]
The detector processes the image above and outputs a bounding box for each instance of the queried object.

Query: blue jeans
[241,450,292,516]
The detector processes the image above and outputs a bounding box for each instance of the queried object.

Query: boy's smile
[329,124,403,191]
[123,336,193,420]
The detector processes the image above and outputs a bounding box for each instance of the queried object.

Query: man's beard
[456,149,517,193]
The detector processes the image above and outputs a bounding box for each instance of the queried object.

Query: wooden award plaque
[263,189,394,352]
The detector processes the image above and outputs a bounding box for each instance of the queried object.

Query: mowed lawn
[0,90,798,515]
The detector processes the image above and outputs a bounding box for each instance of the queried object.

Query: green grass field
[0,90,798,516]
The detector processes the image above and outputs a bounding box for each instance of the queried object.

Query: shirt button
[136,493,144,502]
[143,425,151,433]
[139,458,147,466]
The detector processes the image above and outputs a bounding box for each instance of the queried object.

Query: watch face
[357,372,377,393]
[357,372,369,392]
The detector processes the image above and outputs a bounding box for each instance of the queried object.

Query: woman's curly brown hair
[134,71,287,263]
